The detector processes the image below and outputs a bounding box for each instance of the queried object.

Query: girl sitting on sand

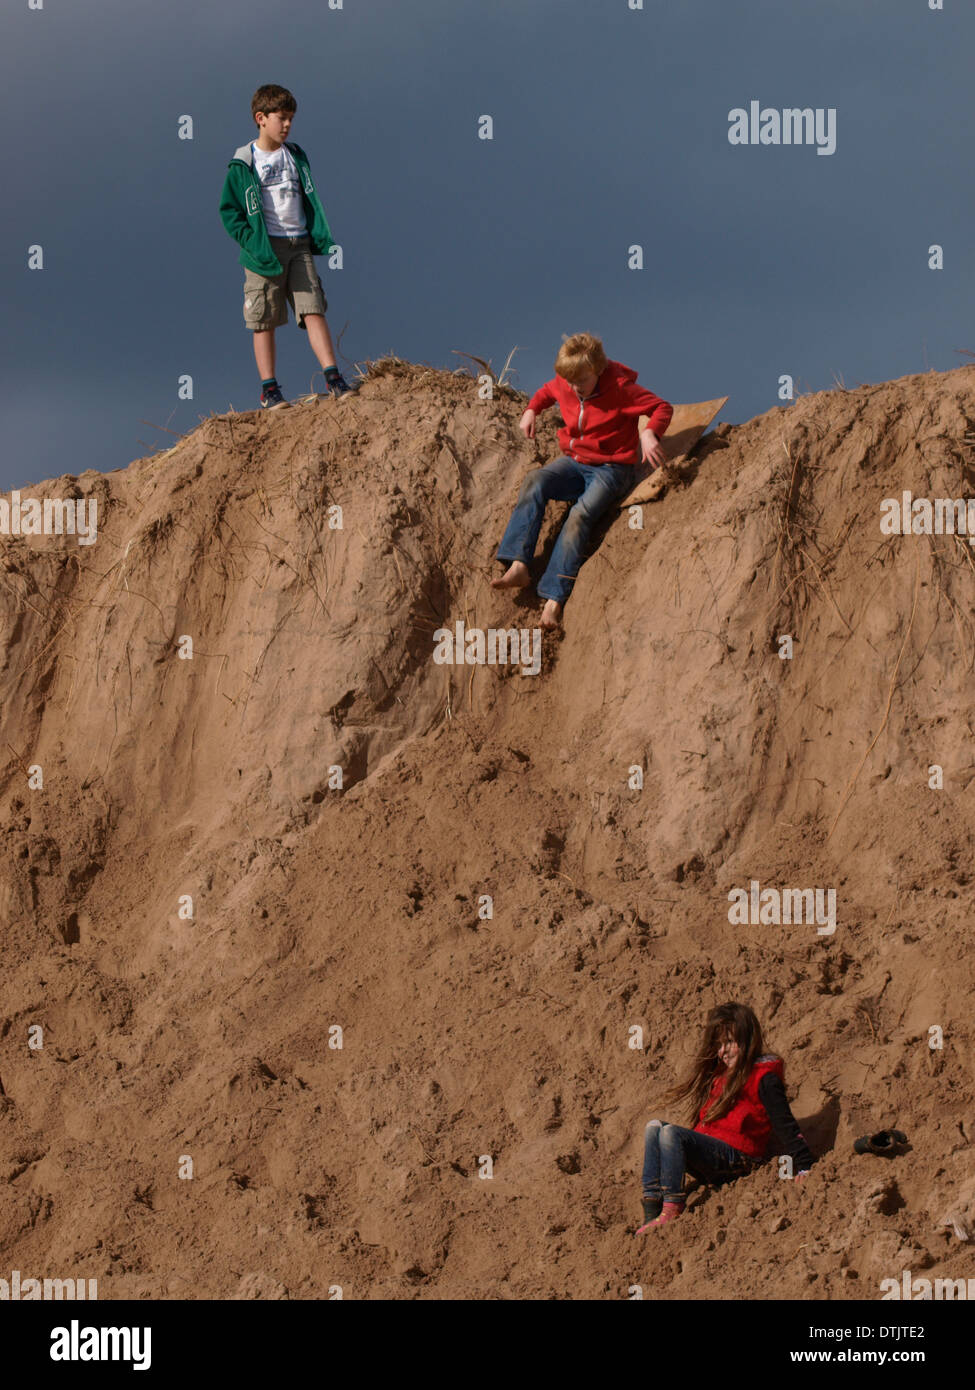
[636,1001,814,1234]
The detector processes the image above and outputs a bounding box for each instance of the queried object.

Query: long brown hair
[665,1002,770,1126]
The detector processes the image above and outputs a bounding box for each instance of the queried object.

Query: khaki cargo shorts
[243,234,327,333]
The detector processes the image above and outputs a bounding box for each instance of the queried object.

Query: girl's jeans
[495,456,642,604]
[642,1120,759,1205]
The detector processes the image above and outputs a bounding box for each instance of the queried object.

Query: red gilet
[694,1055,784,1157]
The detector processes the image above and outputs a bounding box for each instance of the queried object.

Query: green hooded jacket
[219,139,336,277]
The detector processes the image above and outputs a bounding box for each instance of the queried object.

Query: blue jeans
[495,456,642,604]
[641,1120,759,1206]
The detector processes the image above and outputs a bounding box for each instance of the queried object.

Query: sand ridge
[1,358,974,1298]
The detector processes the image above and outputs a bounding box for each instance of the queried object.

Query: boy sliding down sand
[492,333,672,628]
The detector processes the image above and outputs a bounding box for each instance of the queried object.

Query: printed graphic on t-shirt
[251,143,307,237]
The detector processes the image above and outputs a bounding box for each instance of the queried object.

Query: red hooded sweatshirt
[527,359,673,465]
[694,1055,784,1158]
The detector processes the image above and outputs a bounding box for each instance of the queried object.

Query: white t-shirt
[251,142,307,237]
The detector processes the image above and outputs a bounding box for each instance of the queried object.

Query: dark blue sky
[2,0,972,489]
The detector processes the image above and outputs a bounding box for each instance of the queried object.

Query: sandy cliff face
[1,359,974,1298]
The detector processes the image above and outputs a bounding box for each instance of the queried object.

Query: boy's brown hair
[251,84,297,126]
[555,332,608,384]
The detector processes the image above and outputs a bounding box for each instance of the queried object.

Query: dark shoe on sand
[854,1129,908,1157]
[326,373,358,399]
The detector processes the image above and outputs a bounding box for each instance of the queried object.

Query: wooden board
[619,395,729,506]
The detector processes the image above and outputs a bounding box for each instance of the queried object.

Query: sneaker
[260,383,288,409]
[325,373,359,399]
[853,1129,908,1157]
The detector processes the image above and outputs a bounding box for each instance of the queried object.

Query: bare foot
[540,599,562,630]
[491,560,531,591]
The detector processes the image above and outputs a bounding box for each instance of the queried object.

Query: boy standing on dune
[219,83,357,409]
[492,333,672,628]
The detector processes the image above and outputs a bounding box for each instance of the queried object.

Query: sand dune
[1,358,974,1298]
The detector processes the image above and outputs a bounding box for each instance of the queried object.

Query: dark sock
[642,1196,663,1224]
[261,378,278,391]
[324,366,340,381]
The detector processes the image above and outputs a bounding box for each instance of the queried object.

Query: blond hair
[554,332,608,383]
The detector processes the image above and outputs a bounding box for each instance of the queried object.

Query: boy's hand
[641,429,666,467]
[520,409,536,439]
